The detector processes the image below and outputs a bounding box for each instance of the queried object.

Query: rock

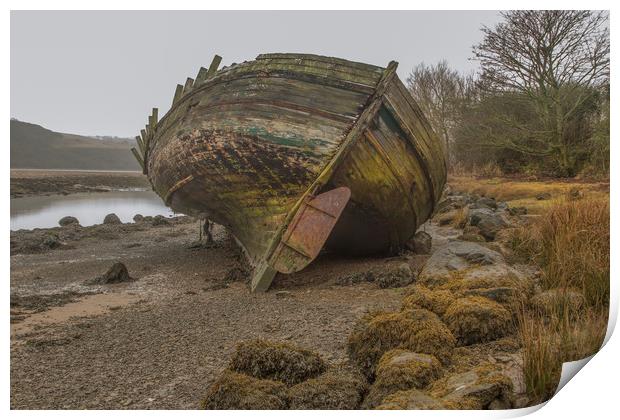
[443,296,514,345]
[419,241,505,286]
[458,233,486,243]
[335,271,375,286]
[535,192,551,200]
[363,350,441,408]
[406,231,432,254]
[229,339,327,385]
[103,213,121,224]
[347,308,455,378]
[287,366,367,409]
[530,289,585,318]
[468,209,508,240]
[58,216,79,226]
[474,197,497,210]
[133,214,144,222]
[508,206,527,216]
[91,262,133,284]
[430,363,513,409]
[436,196,468,214]
[152,215,169,226]
[376,389,450,410]
[376,263,414,288]
[468,207,495,226]
[568,187,583,200]
[274,290,292,299]
[42,234,61,249]
[437,209,459,226]
[200,370,287,409]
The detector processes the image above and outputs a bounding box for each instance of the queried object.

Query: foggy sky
[11,10,502,137]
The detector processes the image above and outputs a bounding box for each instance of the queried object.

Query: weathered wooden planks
[141,53,446,292]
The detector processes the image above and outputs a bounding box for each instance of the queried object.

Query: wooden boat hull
[133,53,446,291]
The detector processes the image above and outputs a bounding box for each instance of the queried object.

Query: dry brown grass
[507,194,609,404]
[518,306,608,404]
[448,176,608,214]
[509,196,609,307]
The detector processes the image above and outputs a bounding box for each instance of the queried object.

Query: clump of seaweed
[363,349,441,408]
[200,370,287,409]
[402,285,456,316]
[347,308,455,379]
[443,296,514,345]
[229,339,327,385]
[287,365,368,409]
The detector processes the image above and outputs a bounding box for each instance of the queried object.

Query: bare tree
[406,61,469,163]
[473,10,609,176]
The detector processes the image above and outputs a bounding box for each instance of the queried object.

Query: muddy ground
[10,196,430,408]
[10,169,150,198]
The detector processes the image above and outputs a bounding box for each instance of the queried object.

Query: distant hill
[10,119,140,171]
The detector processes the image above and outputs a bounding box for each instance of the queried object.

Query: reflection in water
[11,191,177,230]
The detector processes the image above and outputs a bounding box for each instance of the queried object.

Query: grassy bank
[507,194,609,403]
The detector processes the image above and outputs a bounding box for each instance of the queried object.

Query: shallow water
[11,191,176,230]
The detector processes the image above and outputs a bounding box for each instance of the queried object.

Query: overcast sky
[11,10,502,137]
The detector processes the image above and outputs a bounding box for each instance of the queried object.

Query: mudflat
[10,178,414,408]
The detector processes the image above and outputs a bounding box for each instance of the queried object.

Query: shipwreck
[132,53,447,292]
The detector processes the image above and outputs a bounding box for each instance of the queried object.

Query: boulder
[287,366,367,409]
[468,208,509,240]
[430,363,513,409]
[473,197,497,210]
[200,370,287,409]
[363,350,441,408]
[152,215,169,226]
[443,296,514,345]
[419,240,512,287]
[103,213,121,224]
[229,339,327,385]
[347,308,455,378]
[406,231,432,254]
[468,207,496,226]
[58,216,79,226]
[133,214,144,222]
[477,213,509,241]
[42,234,61,249]
[91,262,133,284]
[376,263,415,289]
[376,389,451,410]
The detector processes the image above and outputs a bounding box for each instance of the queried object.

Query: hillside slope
[10,120,140,170]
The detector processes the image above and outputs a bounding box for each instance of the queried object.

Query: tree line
[407,10,609,178]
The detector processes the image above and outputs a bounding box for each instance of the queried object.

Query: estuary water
[10,190,176,230]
